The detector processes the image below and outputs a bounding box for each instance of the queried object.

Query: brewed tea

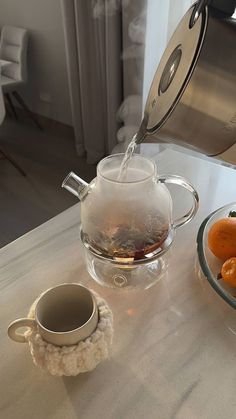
[83,213,169,261]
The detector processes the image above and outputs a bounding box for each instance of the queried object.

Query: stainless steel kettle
[138,0,236,164]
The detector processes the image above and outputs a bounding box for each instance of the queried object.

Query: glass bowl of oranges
[197,203,236,311]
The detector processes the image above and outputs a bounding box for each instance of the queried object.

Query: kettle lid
[145,3,208,133]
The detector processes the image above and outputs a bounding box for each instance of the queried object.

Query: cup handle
[158,174,199,229]
[8,318,36,343]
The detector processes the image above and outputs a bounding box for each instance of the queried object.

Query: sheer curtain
[61,0,146,163]
[61,0,123,164]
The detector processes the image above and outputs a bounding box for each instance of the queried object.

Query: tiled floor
[0,115,96,248]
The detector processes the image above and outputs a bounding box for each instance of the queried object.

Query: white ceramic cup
[8,283,98,346]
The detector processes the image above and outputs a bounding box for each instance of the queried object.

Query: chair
[0,25,42,130]
[0,80,26,176]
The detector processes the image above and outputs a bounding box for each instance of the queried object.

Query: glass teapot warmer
[62,154,199,290]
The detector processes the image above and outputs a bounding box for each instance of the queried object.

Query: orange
[208,217,236,261]
[221,257,236,287]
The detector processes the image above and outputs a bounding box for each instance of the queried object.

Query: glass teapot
[62,153,199,290]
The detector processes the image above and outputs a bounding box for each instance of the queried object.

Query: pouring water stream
[117,115,148,181]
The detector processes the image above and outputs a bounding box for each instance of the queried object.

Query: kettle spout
[62,172,89,200]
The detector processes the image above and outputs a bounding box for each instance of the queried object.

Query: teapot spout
[62,172,89,200]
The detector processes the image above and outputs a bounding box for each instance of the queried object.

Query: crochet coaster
[24,291,113,376]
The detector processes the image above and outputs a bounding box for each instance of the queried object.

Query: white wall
[0,0,72,125]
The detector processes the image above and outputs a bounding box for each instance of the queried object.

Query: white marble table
[1,148,236,419]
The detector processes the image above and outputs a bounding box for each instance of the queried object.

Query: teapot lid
[145,3,208,133]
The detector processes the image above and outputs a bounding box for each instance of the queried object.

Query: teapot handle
[158,175,199,229]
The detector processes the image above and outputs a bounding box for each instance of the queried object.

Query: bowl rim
[197,202,236,310]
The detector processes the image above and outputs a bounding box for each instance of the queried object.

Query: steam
[117,95,142,126]
[128,11,146,44]
[93,0,130,18]
[118,4,146,149]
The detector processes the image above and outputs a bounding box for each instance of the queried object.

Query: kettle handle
[190,0,235,28]
[189,0,209,28]
[158,175,199,229]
